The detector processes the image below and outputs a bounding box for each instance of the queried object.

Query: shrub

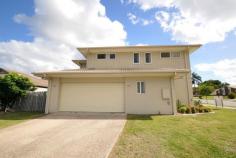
[203,107,212,112]
[194,100,202,107]
[177,100,188,113]
[176,100,183,109]
[208,107,212,112]
[198,107,203,113]
[198,95,203,99]
[0,73,35,111]
[195,106,212,113]
[179,106,187,113]
[186,107,191,114]
[191,107,196,113]
[228,92,236,99]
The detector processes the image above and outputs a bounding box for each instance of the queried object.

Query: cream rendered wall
[46,78,60,113]
[87,52,185,70]
[125,77,173,114]
[46,77,174,114]
[174,73,189,105]
[60,77,125,83]
[173,51,193,105]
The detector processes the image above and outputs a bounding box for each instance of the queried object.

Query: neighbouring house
[211,85,236,96]
[34,45,201,114]
[0,68,48,92]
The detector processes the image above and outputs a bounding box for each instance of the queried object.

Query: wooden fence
[13,91,46,112]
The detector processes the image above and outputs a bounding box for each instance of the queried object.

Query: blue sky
[0,0,236,84]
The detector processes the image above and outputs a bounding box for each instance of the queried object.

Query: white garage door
[59,83,124,112]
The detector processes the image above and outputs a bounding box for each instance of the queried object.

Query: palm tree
[192,72,202,85]
[192,72,202,95]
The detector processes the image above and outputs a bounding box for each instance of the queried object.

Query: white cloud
[127,12,139,24]
[195,59,236,85]
[135,43,148,46]
[155,11,170,29]
[127,0,174,11]
[127,12,153,26]
[0,0,127,73]
[14,0,127,47]
[0,38,79,73]
[142,19,154,26]
[128,0,236,44]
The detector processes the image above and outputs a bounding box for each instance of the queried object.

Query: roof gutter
[33,69,190,78]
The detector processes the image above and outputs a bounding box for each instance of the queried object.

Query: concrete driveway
[0,112,126,158]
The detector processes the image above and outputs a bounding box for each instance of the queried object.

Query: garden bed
[176,111,215,116]
[177,100,212,114]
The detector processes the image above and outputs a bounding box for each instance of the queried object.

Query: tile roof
[0,68,48,88]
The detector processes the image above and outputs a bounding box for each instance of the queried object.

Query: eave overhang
[33,69,190,79]
[77,44,202,58]
[72,60,87,66]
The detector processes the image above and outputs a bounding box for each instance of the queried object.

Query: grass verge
[0,112,44,129]
[110,108,236,158]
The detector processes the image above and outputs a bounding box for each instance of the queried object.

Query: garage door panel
[59,83,124,112]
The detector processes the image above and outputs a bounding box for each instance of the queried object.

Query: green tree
[199,84,214,99]
[192,72,202,85]
[200,80,229,89]
[0,72,35,111]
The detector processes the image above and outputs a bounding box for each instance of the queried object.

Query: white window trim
[133,52,140,64]
[145,52,152,64]
[96,53,107,60]
[109,53,116,60]
[137,81,145,94]
[171,52,181,58]
[160,52,171,59]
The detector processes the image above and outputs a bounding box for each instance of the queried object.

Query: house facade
[34,45,201,114]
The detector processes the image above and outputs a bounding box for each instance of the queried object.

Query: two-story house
[34,45,201,114]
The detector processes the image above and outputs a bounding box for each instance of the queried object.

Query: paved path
[0,112,126,158]
[196,99,236,108]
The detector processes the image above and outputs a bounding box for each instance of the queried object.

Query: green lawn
[110,108,236,158]
[0,112,43,129]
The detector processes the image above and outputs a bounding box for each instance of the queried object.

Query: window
[145,53,151,63]
[137,81,145,94]
[161,52,170,58]
[97,54,106,59]
[172,52,181,57]
[109,54,116,59]
[133,53,140,64]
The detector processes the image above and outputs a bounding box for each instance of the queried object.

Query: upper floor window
[145,53,151,63]
[133,53,140,64]
[109,54,116,59]
[97,54,106,59]
[172,52,181,58]
[137,81,145,94]
[161,52,170,58]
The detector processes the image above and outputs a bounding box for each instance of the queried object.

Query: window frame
[171,52,181,58]
[96,53,106,59]
[133,52,140,64]
[160,52,171,59]
[145,52,152,64]
[109,53,116,59]
[137,81,145,94]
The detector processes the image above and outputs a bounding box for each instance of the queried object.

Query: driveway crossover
[0,112,126,158]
